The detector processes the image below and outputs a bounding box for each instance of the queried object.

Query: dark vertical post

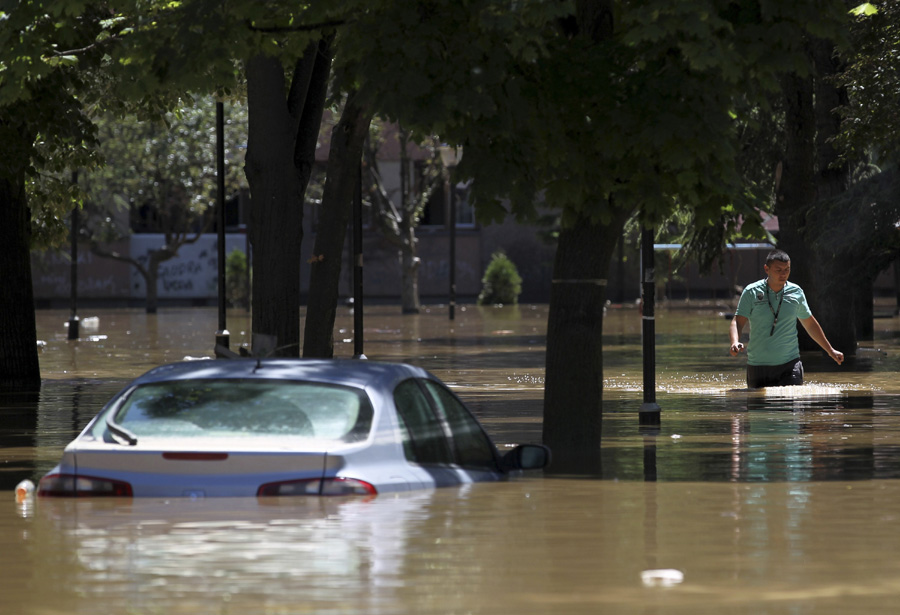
[353,158,366,359]
[640,226,661,424]
[894,255,900,315]
[615,229,625,304]
[215,101,230,353]
[245,221,251,313]
[449,177,457,321]
[67,172,80,340]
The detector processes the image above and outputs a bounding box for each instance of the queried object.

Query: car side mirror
[501,444,551,471]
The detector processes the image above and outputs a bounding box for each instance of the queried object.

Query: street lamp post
[438,145,463,321]
[67,173,80,341]
[215,100,230,354]
[640,226,661,425]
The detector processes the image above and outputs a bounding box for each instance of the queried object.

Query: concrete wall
[31,232,898,306]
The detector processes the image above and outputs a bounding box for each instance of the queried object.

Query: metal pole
[215,100,230,353]
[640,226,661,424]
[245,222,251,313]
[353,158,366,359]
[449,174,457,321]
[67,173,80,341]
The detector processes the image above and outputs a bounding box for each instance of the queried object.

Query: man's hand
[730,316,748,358]
[829,349,844,365]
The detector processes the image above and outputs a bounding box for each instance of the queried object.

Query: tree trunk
[775,47,857,357]
[400,237,421,314]
[245,48,326,357]
[542,208,629,473]
[854,277,874,341]
[540,0,619,471]
[303,92,374,358]
[293,36,334,203]
[145,267,159,314]
[0,172,41,390]
[895,257,900,315]
[398,129,422,314]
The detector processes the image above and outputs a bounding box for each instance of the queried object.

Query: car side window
[420,380,498,471]
[393,380,454,465]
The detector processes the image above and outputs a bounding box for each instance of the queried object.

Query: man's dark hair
[766,249,790,265]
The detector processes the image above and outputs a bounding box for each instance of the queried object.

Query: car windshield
[103,379,373,442]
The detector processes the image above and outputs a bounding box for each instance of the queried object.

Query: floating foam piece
[15,479,35,503]
[641,569,684,587]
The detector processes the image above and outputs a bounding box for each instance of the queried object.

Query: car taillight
[257,477,377,497]
[37,473,133,497]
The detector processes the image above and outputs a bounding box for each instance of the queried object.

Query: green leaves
[850,3,878,17]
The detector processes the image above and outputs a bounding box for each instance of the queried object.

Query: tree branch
[245,18,349,33]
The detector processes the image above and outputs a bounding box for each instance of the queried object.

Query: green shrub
[225,248,250,308]
[478,250,522,306]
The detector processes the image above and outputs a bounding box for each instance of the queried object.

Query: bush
[225,248,250,308]
[478,250,523,306]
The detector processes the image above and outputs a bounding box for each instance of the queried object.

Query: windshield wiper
[107,416,138,446]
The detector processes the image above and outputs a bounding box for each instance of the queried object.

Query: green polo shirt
[735,279,812,366]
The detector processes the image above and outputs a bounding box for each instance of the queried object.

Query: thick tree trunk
[542,208,629,473]
[246,55,303,356]
[245,44,328,357]
[303,92,374,358]
[0,173,41,389]
[809,39,856,354]
[775,49,857,357]
[540,0,619,471]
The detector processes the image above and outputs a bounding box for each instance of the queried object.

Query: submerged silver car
[38,359,550,498]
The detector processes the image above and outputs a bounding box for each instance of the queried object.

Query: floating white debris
[641,569,684,587]
[64,316,99,330]
[671,434,682,440]
[15,479,35,503]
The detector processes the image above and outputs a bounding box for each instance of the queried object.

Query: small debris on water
[15,480,35,503]
[641,569,684,587]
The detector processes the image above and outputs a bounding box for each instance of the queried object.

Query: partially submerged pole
[67,178,80,341]
[640,226,661,425]
[215,100,230,354]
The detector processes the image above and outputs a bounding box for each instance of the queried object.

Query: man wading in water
[729,249,844,388]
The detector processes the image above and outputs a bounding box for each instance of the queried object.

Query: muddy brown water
[3,302,900,614]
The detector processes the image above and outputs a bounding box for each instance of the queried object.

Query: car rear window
[104,379,373,442]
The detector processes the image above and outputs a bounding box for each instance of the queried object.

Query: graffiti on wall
[130,234,248,298]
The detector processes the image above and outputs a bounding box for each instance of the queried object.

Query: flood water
[3,301,900,614]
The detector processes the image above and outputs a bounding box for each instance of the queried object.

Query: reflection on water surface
[2,303,900,613]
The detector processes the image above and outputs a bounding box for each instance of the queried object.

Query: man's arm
[730,315,748,356]
[799,316,844,365]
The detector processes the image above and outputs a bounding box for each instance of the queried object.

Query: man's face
[764,260,791,285]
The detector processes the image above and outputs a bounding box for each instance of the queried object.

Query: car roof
[131,358,433,390]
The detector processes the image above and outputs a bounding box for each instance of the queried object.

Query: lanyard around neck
[766,282,784,336]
